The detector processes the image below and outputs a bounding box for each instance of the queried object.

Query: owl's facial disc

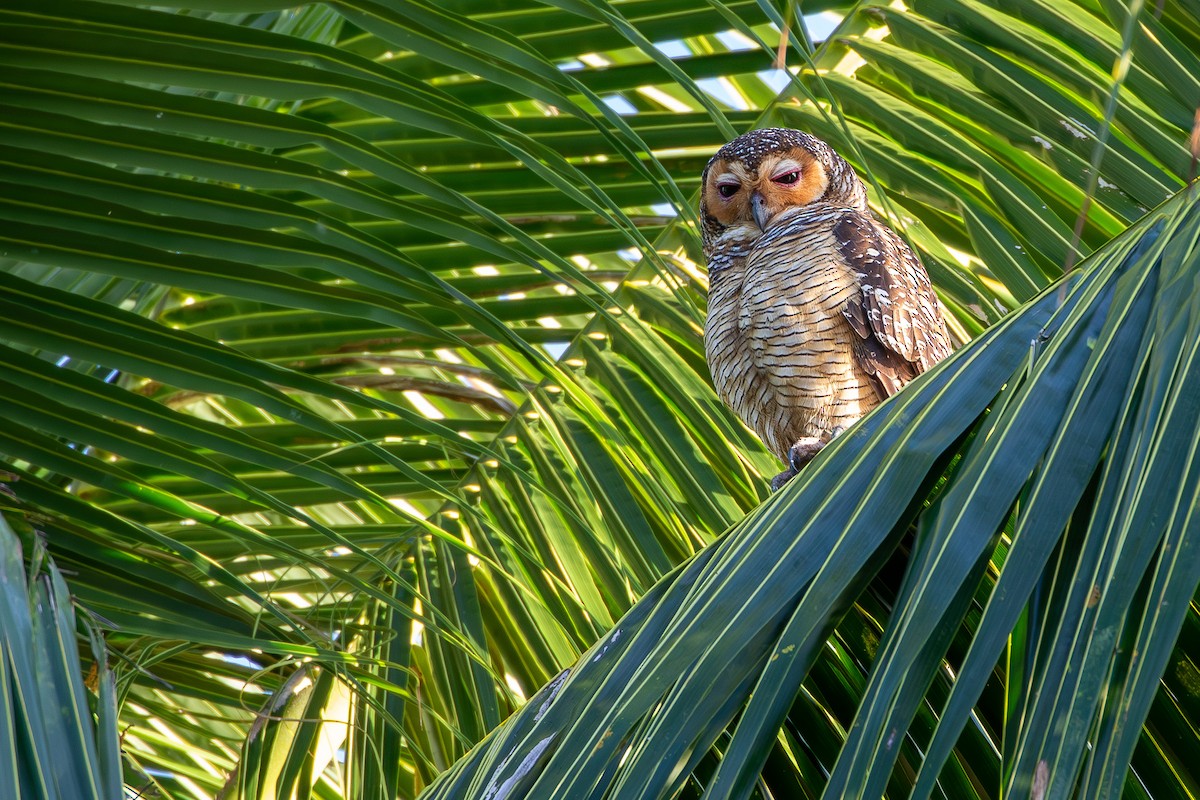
[748,157,812,229]
[702,148,832,237]
[754,153,829,222]
[702,160,756,230]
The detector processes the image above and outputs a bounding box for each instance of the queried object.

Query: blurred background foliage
[1,0,1197,797]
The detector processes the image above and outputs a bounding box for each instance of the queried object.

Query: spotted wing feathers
[836,212,950,399]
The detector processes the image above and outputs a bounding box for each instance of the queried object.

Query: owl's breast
[704,212,879,460]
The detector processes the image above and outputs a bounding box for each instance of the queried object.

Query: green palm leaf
[0,514,123,800]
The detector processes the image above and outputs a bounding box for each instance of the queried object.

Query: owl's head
[700,128,868,251]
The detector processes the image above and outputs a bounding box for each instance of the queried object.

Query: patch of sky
[805,11,843,42]
[602,94,639,115]
[696,77,748,110]
[222,653,264,670]
[715,30,757,52]
[654,39,690,58]
[757,69,792,94]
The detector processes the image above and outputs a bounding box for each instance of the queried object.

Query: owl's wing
[835,211,950,398]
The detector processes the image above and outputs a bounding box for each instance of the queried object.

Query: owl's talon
[770,437,827,490]
[787,437,826,472]
[770,467,798,491]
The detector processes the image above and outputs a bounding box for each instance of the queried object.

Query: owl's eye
[772,170,801,185]
[717,182,739,198]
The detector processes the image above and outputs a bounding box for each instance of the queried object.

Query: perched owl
[701,128,951,489]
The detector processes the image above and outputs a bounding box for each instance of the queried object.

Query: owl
[701,128,951,489]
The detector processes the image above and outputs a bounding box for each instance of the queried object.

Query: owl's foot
[770,467,798,491]
[770,436,828,490]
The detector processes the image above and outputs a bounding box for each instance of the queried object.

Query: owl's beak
[751,191,771,230]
